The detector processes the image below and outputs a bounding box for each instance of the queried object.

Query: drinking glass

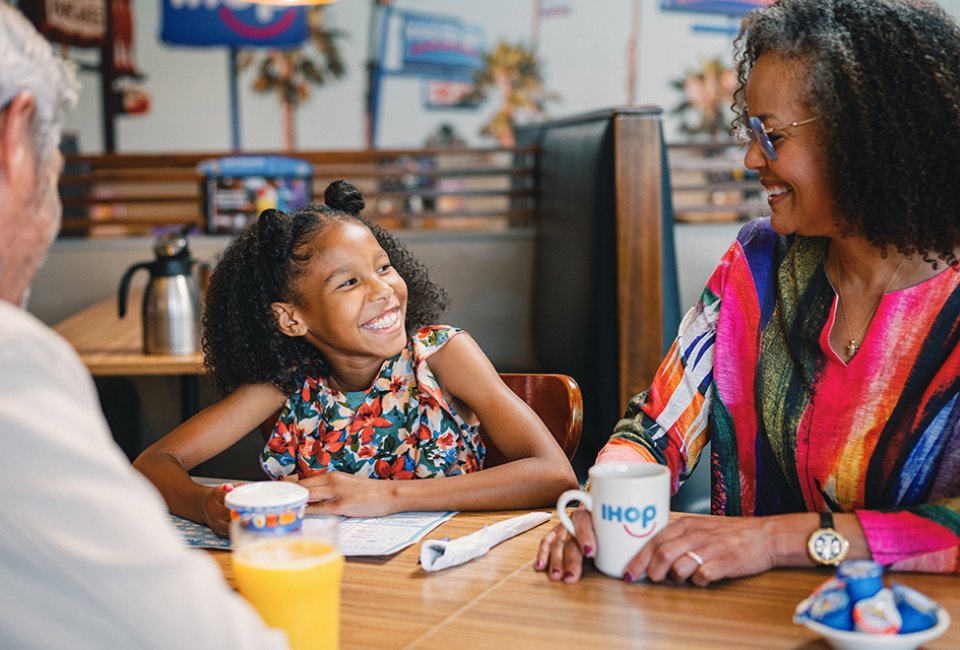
[231,517,343,650]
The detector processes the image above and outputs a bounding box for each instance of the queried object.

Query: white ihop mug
[556,462,671,578]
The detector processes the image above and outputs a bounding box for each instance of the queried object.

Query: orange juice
[233,539,344,650]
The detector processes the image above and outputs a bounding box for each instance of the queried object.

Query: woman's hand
[535,507,597,583]
[299,472,395,518]
[202,483,235,538]
[624,516,778,587]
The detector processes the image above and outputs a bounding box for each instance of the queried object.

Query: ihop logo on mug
[601,504,659,538]
[556,462,670,578]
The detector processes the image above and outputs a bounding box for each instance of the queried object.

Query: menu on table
[169,511,457,556]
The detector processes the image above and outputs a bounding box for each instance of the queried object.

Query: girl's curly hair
[202,180,449,395]
[732,0,960,266]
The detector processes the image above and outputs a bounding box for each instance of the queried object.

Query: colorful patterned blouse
[260,326,485,481]
[600,218,960,572]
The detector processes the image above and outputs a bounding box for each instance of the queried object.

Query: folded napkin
[419,511,553,572]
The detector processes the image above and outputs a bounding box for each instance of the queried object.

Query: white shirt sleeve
[0,304,288,650]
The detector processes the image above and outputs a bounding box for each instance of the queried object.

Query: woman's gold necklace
[833,251,906,359]
[834,253,905,358]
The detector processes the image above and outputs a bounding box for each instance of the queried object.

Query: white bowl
[802,609,950,650]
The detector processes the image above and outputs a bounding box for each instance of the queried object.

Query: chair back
[481,373,583,469]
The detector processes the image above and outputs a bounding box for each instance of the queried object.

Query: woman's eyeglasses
[747,115,817,160]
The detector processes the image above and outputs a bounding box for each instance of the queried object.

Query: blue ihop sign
[661,0,771,16]
[401,12,484,77]
[161,0,308,48]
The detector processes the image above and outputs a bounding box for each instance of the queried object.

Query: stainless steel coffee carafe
[118,230,200,355]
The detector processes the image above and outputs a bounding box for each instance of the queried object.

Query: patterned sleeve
[855,503,960,573]
[597,243,732,494]
[410,325,463,359]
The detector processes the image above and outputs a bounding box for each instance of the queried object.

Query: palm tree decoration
[468,39,559,147]
[237,8,347,150]
[671,58,737,140]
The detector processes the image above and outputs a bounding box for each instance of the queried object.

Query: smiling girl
[134,180,576,536]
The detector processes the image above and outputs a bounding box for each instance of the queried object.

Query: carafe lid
[154,231,189,259]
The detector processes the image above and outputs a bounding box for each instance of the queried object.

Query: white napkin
[419,511,553,572]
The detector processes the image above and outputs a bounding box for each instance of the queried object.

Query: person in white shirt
[0,5,287,648]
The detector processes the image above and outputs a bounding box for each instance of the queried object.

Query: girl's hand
[203,483,235,538]
[535,507,597,583]
[299,472,394,518]
[624,516,778,587]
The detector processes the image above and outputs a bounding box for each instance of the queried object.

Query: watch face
[813,531,844,562]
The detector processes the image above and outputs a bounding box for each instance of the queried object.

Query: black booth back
[517,109,680,474]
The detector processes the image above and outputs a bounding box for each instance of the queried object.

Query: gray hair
[0,3,78,165]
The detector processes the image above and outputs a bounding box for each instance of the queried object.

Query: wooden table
[206,512,960,649]
[53,291,204,420]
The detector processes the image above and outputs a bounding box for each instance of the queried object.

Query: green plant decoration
[467,39,559,147]
[237,7,346,150]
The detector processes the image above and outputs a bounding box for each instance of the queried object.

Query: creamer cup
[224,481,309,535]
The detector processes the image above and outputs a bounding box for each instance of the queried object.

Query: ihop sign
[161,0,308,47]
[400,12,484,77]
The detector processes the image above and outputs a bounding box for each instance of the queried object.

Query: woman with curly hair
[539,0,960,586]
[135,180,576,536]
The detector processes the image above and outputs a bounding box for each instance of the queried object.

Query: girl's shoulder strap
[410,325,463,361]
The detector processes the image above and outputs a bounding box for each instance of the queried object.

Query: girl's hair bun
[256,209,290,257]
[325,180,365,216]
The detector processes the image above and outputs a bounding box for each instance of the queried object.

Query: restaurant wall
[52,1,784,154]
[58,0,960,151]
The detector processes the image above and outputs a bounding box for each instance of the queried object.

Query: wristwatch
[807,511,850,566]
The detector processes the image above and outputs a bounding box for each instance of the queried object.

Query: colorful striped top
[600,218,960,572]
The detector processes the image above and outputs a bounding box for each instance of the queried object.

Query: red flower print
[401,428,418,447]
[301,377,319,402]
[267,420,298,457]
[348,401,392,444]
[311,422,346,466]
[298,463,326,479]
[437,432,455,449]
[417,423,433,442]
[374,457,414,480]
[463,455,480,473]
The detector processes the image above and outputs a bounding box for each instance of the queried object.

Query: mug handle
[556,489,592,537]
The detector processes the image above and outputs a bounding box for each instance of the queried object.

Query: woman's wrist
[761,513,821,568]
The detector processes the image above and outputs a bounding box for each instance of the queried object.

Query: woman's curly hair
[202,180,449,395]
[732,0,960,266]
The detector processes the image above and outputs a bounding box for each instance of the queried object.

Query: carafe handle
[117,262,152,318]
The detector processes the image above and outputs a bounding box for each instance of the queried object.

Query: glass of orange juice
[231,517,343,650]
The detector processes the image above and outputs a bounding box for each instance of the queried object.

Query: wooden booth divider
[58,147,536,235]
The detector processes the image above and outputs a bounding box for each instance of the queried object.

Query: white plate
[802,609,950,650]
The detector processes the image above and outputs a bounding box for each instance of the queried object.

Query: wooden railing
[667,141,765,223]
[58,147,537,237]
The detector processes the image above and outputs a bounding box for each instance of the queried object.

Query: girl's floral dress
[260,326,485,480]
